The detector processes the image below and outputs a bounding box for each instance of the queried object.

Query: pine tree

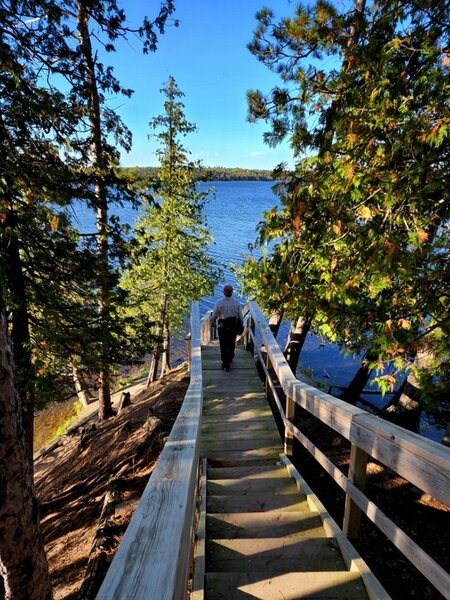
[121,77,220,382]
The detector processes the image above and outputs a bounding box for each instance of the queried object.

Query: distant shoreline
[120,165,274,182]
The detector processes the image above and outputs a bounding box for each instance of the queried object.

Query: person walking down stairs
[211,285,243,372]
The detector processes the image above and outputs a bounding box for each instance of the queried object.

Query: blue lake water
[70,180,444,442]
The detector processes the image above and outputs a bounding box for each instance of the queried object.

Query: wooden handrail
[244,300,450,599]
[200,309,214,345]
[96,302,203,600]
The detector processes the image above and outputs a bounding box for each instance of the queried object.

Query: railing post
[187,333,192,370]
[264,352,274,402]
[246,315,255,353]
[284,395,295,456]
[343,444,368,539]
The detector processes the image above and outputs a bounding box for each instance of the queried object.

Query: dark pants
[218,318,237,368]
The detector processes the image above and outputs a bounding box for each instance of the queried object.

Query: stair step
[202,438,282,453]
[202,406,271,418]
[207,478,298,495]
[204,571,368,599]
[207,492,309,513]
[206,537,346,573]
[201,406,273,419]
[206,512,324,539]
[208,465,288,479]
[205,450,281,467]
[201,425,278,441]
[203,398,268,412]
[201,418,275,432]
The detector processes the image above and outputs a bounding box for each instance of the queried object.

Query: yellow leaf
[347,132,358,145]
[345,163,355,181]
[416,229,428,244]
[332,221,342,236]
[345,279,358,288]
[359,205,373,221]
[398,318,411,330]
[50,216,59,231]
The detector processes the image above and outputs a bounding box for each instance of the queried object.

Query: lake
[71,180,444,442]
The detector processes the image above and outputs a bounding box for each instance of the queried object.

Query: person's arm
[238,303,243,322]
[211,303,219,323]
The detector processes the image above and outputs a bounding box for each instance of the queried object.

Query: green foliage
[120,165,274,181]
[242,0,450,411]
[120,77,221,361]
[0,1,176,412]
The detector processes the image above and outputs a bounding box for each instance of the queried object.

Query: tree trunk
[77,2,114,420]
[381,350,432,432]
[339,350,376,404]
[147,292,169,384]
[146,354,158,386]
[268,309,284,338]
[0,305,52,600]
[284,314,311,373]
[160,326,171,377]
[2,228,34,465]
[72,365,93,407]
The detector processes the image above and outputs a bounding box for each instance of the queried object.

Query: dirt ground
[35,364,189,600]
[34,364,449,600]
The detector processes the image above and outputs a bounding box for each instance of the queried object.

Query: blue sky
[108,0,295,170]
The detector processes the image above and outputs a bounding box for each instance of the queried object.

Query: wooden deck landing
[196,340,370,600]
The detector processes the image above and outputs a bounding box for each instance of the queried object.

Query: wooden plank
[206,511,324,539]
[201,427,279,442]
[202,409,272,420]
[201,418,275,433]
[203,398,268,411]
[202,439,281,453]
[201,417,275,430]
[97,302,203,600]
[207,478,299,495]
[343,445,368,539]
[207,492,309,514]
[206,536,346,572]
[192,458,207,600]
[202,408,273,421]
[204,447,281,464]
[203,392,267,403]
[202,360,255,370]
[349,413,450,503]
[207,465,289,479]
[204,571,368,600]
[203,376,262,385]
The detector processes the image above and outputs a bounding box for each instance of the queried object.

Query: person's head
[223,284,233,298]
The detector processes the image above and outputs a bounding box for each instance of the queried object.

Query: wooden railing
[200,309,214,345]
[243,300,450,599]
[96,302,203,600]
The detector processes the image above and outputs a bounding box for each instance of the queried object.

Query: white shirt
[211,296,243,322]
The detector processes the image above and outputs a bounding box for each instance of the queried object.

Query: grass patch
[34,399,84,454]
[116,365,149,388]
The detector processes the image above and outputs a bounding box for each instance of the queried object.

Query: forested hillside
[120,165,273,181]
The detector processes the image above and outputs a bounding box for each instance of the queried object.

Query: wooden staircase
[194,341,371,600]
